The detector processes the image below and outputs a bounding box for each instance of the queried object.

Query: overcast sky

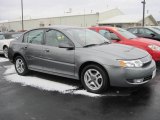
[0,0,160,21]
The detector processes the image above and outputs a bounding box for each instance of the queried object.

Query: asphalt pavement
[0,55,160,120]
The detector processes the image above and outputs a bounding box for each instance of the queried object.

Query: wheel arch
[78,61,110,82]
[13,52,26,63]
[3,45,8,50]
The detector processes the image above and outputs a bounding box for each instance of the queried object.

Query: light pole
[141,0,146,26]
[21,0,24,30]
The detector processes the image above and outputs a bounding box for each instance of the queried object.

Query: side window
[99,30,111,40]
[27,30,44,44]
[139,29,145,34]
[99,30,120,40]
[45,29,72,47]
[144,29,155,35]
[110,32,120,40]
[128,28,138,34]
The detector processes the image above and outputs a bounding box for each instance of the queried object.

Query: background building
[99,14,158,28]
[0,8,158,32]
[0,8,123,32]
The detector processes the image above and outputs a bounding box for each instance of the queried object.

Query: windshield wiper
[83,44,98,47]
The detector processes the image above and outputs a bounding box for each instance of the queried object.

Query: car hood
[90,43,148,60]
[132,38,160,46]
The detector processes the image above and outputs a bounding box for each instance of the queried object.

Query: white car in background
[0,32,22,58]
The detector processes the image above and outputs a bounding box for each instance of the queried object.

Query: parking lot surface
[0,55,160,120]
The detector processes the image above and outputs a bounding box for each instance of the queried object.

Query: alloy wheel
[84,69,103,91]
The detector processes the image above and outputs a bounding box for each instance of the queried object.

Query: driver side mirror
[59,42,74,50]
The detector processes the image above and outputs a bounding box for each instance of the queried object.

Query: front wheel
[15,56,29,75]
[81,64,109,94]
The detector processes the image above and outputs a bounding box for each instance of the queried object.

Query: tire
[3,47,8,58]
[81,64,109,94]
[14,56,29,76]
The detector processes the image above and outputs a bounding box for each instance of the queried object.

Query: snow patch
[72,90,101,97]
[0,57,8,62]
[5,73,101,97]
[4,65,16,75]
[3,66,101,97]
[5,74,77,93]
[3,65,128,97]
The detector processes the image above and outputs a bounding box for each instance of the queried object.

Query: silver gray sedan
[8,26,156,94]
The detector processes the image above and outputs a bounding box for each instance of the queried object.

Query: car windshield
[65,28,109,47]
[117,28,137,39]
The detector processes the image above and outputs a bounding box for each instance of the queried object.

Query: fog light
[133,79,144,83]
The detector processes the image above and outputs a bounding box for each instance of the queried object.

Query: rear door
[42,29,75,76]
[24,29,45,70]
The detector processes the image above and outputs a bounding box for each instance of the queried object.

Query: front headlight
[118,60,143,68]
[148,45,160,51]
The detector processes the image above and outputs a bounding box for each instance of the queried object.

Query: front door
[42,29,75,76]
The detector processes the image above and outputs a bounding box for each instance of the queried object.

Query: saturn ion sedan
[8,26,156,94]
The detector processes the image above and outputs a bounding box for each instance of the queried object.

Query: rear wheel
[81,64,109,94]
[3,47,8,58]
[15,56,29,75]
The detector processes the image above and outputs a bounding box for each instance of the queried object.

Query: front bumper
[105,60,156,87]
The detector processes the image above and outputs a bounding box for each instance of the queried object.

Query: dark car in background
[127,27,160,41]
[8,26,156,94]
